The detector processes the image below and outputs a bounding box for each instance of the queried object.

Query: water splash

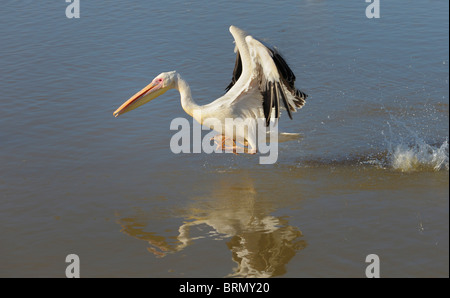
[382,117,449,172]
[389,139,449,172]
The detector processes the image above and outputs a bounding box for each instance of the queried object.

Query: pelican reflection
[117,175,306,277]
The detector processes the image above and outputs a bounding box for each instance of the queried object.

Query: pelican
[113,26,308,154]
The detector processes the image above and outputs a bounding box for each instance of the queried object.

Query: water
[0,1,448,277]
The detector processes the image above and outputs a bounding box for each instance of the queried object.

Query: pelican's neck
[175,74,201,119]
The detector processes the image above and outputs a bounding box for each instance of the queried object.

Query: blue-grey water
[0,1,448,277]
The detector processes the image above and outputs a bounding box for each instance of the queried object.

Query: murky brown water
[0,1,448,277]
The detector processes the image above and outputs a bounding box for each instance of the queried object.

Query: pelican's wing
[225,26,252,94]
[245,36,308,125]
[225,26,308,126]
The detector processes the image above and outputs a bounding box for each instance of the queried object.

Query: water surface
[0,1,448,277]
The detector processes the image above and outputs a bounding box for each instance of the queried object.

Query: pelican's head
[113,71,177,117]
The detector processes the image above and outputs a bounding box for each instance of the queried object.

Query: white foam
[383,118,449,172]
[390,140,449,172]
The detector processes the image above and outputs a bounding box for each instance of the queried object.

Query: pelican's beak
[113,80,166,117]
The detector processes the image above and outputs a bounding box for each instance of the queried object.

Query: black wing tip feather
[261,81,294,126]
[262,81,274,126]
[261,47,310,125]
[294,89,308,108]
[224,82,234,93]
[269,48,296,89]
[225,50,242,93]
[270,47,309,110]
[277,82,293,119]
